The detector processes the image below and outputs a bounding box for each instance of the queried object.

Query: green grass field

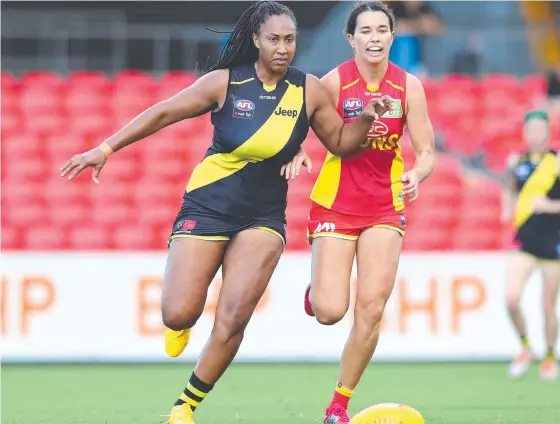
[2,363,559,423]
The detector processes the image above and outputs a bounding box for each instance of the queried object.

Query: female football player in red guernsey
[303,2,435,423]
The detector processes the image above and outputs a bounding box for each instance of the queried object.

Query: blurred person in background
[59,1,392,422]
[386,0,444,74]
[303,2,435,422]
[502,110,559,381]
[547,63,560,115]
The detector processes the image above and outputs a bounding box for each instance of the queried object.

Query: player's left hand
[401,170,420,202]
[533,196,554,213]
[280,148,312,180]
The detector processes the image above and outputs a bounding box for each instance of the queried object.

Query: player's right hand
[60,147,108,183]
[362,95,394,121]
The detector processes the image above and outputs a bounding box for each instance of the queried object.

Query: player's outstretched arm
[60,70,229,182]
[306,73,391,156]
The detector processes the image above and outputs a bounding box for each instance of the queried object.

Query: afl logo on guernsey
[367,121,389,137]
[233,99,255,119]
[343,98,363,119]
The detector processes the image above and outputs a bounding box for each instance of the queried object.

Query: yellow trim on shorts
[254,226,286,246]
[371,224,405,236]
[310,232,359,241]
[168,234,230,243]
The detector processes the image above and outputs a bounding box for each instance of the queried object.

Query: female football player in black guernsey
[60,2,391,422]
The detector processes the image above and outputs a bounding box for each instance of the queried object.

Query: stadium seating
[1,70,545,251]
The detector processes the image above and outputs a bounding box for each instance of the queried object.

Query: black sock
[174,373,214,410]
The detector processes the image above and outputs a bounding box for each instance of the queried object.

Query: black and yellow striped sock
[174,373,214,410]
[546,347,555,361]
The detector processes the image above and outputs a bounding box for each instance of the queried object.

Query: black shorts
[514,227,560,260]
[169,197,286,247]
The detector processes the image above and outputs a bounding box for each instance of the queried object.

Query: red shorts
[307,202,406,243]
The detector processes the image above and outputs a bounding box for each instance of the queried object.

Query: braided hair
[205,1,297,74]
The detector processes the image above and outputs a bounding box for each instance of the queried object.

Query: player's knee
[213,301,252,341]
[354,298,386,330]
[161,303,202,331]
[315,304,347,325]
[313,296,348,325]
[506,291,522,312]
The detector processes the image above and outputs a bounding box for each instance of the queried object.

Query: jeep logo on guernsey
[367,121,389,137]
[274,107,298,118]
[233,99,255,119]
[343,98,363,118]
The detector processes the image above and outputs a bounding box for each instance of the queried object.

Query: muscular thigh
[311,237,357,311]
[355,227,403,308]
[215,228,283,327]
[162,238,227,319]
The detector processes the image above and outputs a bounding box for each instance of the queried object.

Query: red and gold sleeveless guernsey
[308,59,407,241]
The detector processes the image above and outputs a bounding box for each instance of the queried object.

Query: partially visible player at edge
[502,110,559,381]
[59,2,393,423]
[302,2,435,422]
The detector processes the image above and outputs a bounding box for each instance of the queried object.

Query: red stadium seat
[452,225,502,250]
[67,71,110,89]
[68,112,111,138]
[25,226,67,250]
[24,112,67,137]
[113,225,155,249]
[91,203,131,227]
[0,110,22,140]
[131,181,184,208]
[157,71,198,100]
[47,204,92,227]
[113,70,157,92]
[20,71,65,89]
[65,88,108,112]
[138,205,177,227]
[69,227,110,249]
[88,181,133,207]
[43,179,90,207]
[3,202,44,226]
[1,225,23,250]
[19,88,63,114]
[403,226,451,251]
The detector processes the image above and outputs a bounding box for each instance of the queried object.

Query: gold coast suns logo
[360,121,400,151]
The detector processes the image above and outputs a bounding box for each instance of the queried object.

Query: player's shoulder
[285,65,306,85]
[405,72,424,92]
[198,68,230,87]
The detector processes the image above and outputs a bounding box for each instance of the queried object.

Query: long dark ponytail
[205,1,297,74]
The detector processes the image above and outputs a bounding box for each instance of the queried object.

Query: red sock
[330,381,354,410]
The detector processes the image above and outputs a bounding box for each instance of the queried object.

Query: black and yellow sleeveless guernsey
[513,149,560,260]
[169,64,309,246]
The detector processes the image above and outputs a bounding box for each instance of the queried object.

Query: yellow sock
[521,335,530,349]
[546,348,555,361]
[331,381,355,409]
[174,373,214,411]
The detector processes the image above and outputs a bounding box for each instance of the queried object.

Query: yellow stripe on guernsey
[390,145,405,211]
[310,152,342,208]
[515,152,558,229]
[186,81,303,193]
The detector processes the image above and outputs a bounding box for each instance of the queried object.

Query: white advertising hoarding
[1,252,558,362]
